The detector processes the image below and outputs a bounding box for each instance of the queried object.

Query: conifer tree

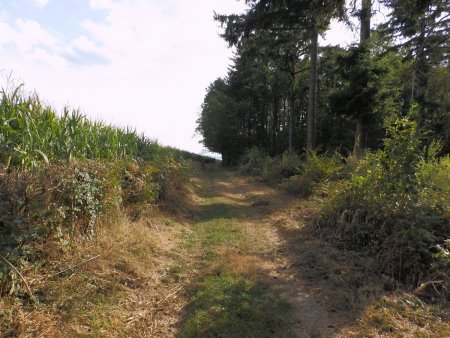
[215,0,345,152]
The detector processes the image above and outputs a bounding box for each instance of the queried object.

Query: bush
[240,149,302,184]
[0,155,187,295]
[281,151,344,196]
[261,152,301,184]
[240,148,267,176]
[282,174,315,196]
[121,161,162,205]
[0,83,196,297]
[318,118,450,285]
[302,150,345,182]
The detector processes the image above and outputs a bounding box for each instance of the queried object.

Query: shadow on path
[176,168,383,337]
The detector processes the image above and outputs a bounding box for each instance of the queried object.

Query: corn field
[0,85,162,167]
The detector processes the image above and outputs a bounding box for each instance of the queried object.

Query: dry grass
[0,208,188,337]
[340,293,450,337]
[271,197,450,338]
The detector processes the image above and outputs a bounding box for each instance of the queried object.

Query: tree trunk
[360,0,371,44]
[288,95,294,155]
[272,96,279,156]
[414,18,427,132]
[354,0,371,159]
[354,116,363,160]
[307,24,318,151]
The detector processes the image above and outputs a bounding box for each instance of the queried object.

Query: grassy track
[177,169,296,337]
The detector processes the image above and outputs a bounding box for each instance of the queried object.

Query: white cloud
[0,22,16,44]
[89,0,113,10]
[70,35,100,52]
[16,19,59,48]
[34,0,50,7]
[0,18,64,69]
[0,19,58,49]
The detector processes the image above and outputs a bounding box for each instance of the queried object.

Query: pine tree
[215,0,345,152]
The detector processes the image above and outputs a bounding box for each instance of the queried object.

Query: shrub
[281,151,344,196]
[261,152,301,183]
[318,118,450,285]
[121,161,161,205]
[0,83,196,298]
[240,148,267,176]
[302,150,345,182]
[282,174,315,196]
[0,158,177,295]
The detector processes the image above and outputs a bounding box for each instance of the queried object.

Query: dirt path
[175,168,345,337]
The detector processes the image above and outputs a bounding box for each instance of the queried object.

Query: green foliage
[0,162,117,288]
[241,148,346,196]
[424,66,450,154]
[0,156,192,295]
[240,149,301,183]
[121,162,162,205]
[196,79,245,166]
[240,148,267,176]
[261,152,301,184]
[418,154,450,211]
[282,151,344,196]
[318,117,450,283]
[0,165,121,294]
[197,0,449,165]
[0,83,202,295]
[281,174,314,196]
[56,163,114,236]
[301,151,344,181]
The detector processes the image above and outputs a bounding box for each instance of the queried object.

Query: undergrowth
[240,117,449,298]
[318,119,449,290]
[241,148,301,184]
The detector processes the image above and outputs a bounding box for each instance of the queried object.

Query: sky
[0,0,386,155]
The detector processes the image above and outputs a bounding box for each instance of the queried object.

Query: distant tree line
[196,0,449,165]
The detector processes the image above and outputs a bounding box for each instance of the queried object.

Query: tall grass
[0,85,163,167]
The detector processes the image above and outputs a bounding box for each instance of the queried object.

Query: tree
[215,0,345,152]
[354,0,372,159]
[380,0,449,134]
[196,79,244,165]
